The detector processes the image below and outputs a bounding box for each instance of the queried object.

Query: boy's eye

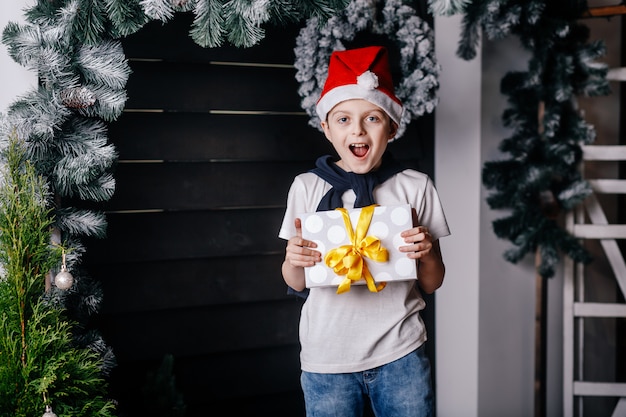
[337,117,348,123]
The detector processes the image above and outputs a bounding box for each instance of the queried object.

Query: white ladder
[564,145,626,416]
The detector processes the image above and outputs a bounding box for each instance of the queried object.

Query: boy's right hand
[284,218,322,268]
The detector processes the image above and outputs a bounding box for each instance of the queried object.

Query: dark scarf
[311,151,406,211]
[288,151,406,299]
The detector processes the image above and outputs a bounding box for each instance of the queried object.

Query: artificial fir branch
[104,0,150,37]
[190,0,226,48]
[76,40,131,91]
[140,0,178,22]
[8,90,72,151]
[73,0,108,46]
[1,22,45,70]
[266,0,302,24]
[224,0,270,48]
[55,208,108,238]
[294,0,351,21]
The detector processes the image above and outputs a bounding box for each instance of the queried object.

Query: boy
[279,46,450,417]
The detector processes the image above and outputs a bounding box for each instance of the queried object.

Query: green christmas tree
[0,132,116,416]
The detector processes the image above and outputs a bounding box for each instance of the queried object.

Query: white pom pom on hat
[316,46,403,125]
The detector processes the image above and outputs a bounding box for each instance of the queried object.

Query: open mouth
[350,143,369,158]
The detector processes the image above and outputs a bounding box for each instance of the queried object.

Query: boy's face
[321,99,398,174]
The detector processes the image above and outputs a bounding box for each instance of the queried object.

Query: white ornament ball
[43,405,58,417]
[54,268,74,290]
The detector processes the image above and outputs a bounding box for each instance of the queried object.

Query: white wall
[435,15,548,417]
[0,1,36,113]
[478,35,539,417]
[434,14,481,417]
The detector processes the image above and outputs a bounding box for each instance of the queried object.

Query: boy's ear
[388,121,399,141]
[321,120,332,141]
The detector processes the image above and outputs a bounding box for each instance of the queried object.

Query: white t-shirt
[278,168,450,373]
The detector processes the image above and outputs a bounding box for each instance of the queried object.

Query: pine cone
[60,86,97,109]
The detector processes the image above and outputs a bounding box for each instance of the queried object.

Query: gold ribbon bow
[324,205,388,294]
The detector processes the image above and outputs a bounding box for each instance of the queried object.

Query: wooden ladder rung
[581,5,626,18]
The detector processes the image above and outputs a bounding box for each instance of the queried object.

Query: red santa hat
[316,46,403,126]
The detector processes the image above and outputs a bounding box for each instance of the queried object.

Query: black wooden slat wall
[79,9,434,417]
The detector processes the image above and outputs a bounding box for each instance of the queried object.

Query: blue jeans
[301,345,434,417]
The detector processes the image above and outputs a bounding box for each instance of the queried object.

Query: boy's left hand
[398,226,433,260]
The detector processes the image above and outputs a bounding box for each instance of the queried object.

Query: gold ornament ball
[55,270,74,290]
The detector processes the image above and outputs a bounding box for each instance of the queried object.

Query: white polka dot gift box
[300,204,417,294]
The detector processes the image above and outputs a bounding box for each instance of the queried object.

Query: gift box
[300,204,417,293]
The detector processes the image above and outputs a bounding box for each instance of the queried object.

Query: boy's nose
[351,122,366,136]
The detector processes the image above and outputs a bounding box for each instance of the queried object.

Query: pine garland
[456,0,609,278]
